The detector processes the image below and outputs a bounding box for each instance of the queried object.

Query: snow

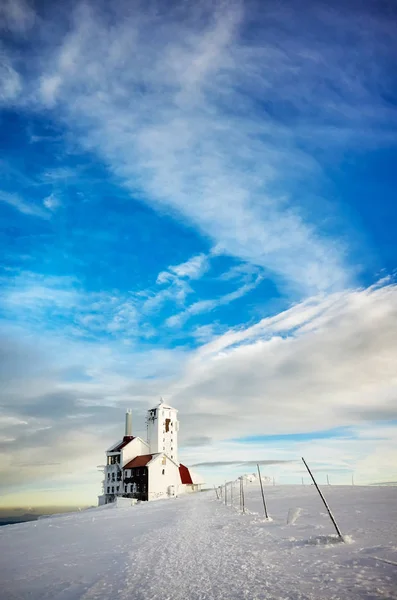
[0,485,396,599]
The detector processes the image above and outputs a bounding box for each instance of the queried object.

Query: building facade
[99,400,204,504]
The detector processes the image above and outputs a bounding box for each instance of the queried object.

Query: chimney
[125,409,132,436]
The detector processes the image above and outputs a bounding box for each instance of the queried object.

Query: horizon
[1,0,397,508]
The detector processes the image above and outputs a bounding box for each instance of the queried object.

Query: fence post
[224,482,227,506]
[230,481,233,507]
[301,457,344,542]
[240,477,245,514]
[257,464,269,519]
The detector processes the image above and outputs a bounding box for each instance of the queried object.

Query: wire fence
[214,459,345,542]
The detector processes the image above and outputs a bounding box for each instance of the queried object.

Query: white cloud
[1,272,142,339]
[165,275,262,327]
[4,1,396,293]
[39,75,62,107]
[143,253,210,315]
[0,0,35,33]
[169,282,397,439]
[43,193,61,210]
[157,253,208,283]
[0,190,49,218]
[0,61,22,102]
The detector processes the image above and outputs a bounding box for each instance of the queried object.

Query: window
[117,485,119,492]
[112,486,114,493]
[162,469,165,475]
[171,455,173,459]
[107,487,110,493]
[107,473,110,480]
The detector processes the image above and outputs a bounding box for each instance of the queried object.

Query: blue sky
[0,0,397,507]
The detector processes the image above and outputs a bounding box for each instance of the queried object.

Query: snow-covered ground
[0,485,396,599]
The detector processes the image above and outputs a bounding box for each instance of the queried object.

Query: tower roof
[107,436,135,453]
[154,399,178,411]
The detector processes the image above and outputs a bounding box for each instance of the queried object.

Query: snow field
[0,485,396,600]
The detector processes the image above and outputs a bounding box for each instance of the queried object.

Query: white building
[99,400,204,504]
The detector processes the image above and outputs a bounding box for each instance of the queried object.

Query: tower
[147,400,179,464]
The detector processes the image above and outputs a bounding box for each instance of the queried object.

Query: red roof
[179,464,193,485]
[109,436,135,452]
[124,454,153,469]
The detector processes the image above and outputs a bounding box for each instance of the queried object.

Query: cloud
[1,256,259,340]
[42,193,61,211]
[0,272,142,339]
[169,281,397,439]
[165,275,262,327]
[4,1,396,293]
[0,191,49,218]
[0,281,397,499]
[157,253,209,284]
[0,0,35,33]
[0,60,22,102]
[192,460,293,468]
[144,253,210,313]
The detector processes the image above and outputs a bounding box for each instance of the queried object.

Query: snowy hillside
[0,485,396,599]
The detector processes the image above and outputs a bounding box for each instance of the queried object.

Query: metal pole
[224,482,227,506]
[230,481,233,506]
[302,457,344,542]
[257,464,269,519]
[214,485,219,500]
[241,477,245,514]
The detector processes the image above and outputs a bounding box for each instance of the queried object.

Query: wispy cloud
[0,191,49,219]
[157,253,208,284]
[0,0,35,33]
[165,274,262,327]
[3,1,395,293]
[170,280,397,439]
[192,460,293,468]
[144,253,210,312]
[1,272,140,339]
[42,193,61,211]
